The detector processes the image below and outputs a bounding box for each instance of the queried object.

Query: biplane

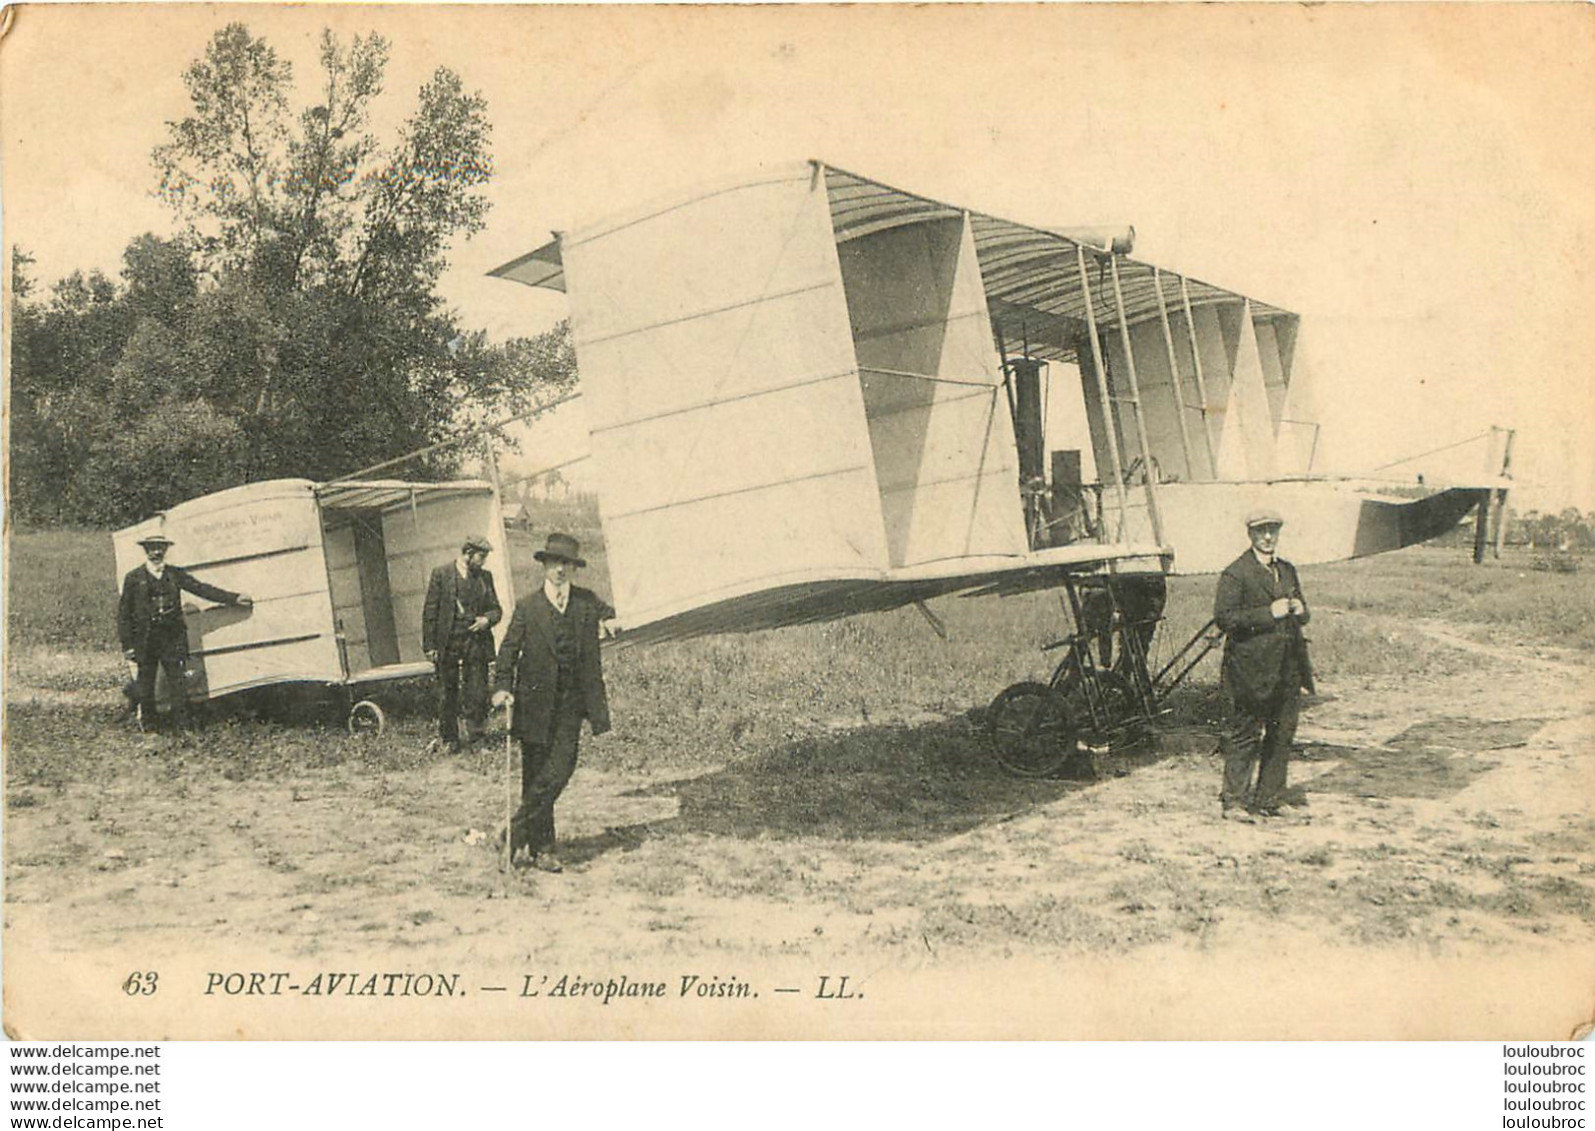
[491,161,1509,637]
[113,161,1511,767]
[487,160,1512,772]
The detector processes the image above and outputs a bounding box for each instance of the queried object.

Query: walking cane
[501,696,515,892]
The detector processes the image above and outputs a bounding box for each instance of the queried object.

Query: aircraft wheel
[985,682,1076,778]
[348,699,386,737]
[1057,669,1149,751]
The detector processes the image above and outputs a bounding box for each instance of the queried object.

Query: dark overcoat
[421,563,502,655]
[117,565,242,661]
[1213,550,1311,706]
[493,587,612,742]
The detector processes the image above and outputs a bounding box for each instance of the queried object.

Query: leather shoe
[1221,806,1256,823]
[529,853,564,874]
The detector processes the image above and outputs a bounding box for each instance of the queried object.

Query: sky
[3,4,1592,511]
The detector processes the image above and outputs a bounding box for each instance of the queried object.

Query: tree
[8,249,49,521]
[8,24,568,525]
[153,24,295,275]
[11,246,36,301]
[1509,507,1595,552]
[8,255,133,522]
[120,234,199,328]
[146,24,500,486]
[1557,507,1590,551]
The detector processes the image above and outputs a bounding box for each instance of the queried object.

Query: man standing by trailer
[423,535,503,751]
[1213,508,1313,821]
[491,532,612,873]
[119,533,253,732]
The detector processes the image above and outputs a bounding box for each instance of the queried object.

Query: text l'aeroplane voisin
[489,161,1511,656]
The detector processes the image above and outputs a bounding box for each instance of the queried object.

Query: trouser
[510,697,585,857]
[1220,689,1300,811]
[134,622,188,731]
[436,640,491,745]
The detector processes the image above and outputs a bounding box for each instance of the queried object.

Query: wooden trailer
[112,478,513,731]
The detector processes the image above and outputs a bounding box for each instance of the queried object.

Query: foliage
[1510,508,1595,551]
[8,23,565,526]
[1429,504,1595,553]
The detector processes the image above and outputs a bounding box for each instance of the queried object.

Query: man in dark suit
[118,533,252,732]
[491,532,613,873]
[422,534,503,751]
[1213,508,1312,820]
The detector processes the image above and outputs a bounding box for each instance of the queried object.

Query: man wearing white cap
[1212,507,1312,820]
[118,533,252,732]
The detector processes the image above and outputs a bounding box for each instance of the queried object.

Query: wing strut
[1107,253,1165,547]
[1178,277,1221,473]
[1152,268,1199,481]
[1076,246,1130,543]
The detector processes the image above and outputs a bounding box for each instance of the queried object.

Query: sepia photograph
[2,3,1593,1042]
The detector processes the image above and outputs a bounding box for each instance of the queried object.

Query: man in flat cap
[492,532,613,873]
[118,533,253,732]
[1213,507,1313,820]
[423,534,503,751]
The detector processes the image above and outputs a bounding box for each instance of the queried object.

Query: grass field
[5,525,1593,1037]
[7,527,1591,771]
[6,527,122,652]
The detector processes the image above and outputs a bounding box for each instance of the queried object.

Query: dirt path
[5,615,1593,1037]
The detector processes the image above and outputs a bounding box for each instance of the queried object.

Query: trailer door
[350,511,402,667]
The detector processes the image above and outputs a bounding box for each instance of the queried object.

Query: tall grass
[14,529,1586,660]
[8,530,1587,770]
[1301,545,1595,651]
[7,528,120,651]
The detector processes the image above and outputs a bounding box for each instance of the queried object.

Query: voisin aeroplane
[488,160,1510,645]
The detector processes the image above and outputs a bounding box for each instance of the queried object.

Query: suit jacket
[494,587,612,743]
[118,564,242,660]
[1213,549,1311,706]
[421,562,502,655]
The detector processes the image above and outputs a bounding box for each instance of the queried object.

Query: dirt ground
[5,608,1593,1039]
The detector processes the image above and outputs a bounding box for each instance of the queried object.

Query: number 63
[122,971,158,996]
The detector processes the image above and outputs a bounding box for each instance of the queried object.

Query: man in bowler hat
[491,532,613,873]
[422,534,503,751]
[1213,507,1312,820]
[118,533,253,731]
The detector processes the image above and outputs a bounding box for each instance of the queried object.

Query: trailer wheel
[348,699,386,737]
[985,682,1076,778]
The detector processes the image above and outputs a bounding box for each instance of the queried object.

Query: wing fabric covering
[1154,481,1488,575]
[560,170,892,628]
[1274,322,1320,475]
[836,213,1027,568]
